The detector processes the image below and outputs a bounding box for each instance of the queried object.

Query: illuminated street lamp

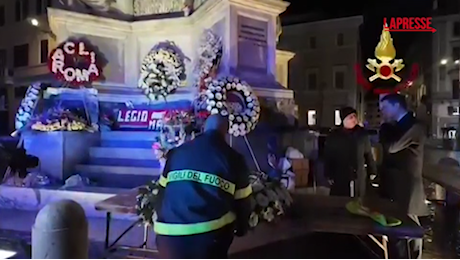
[30,18,39,27]
[455,60,460,64]
[26,18,56,40]
[440,59,448,65]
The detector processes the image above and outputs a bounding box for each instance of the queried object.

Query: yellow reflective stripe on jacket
[154,211,236,236]
[165,170,236,195]
[234,184,252,199]
[158,175,168,187]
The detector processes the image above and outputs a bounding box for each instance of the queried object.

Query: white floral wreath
[138,41,187,101]
[206,77,260,137]
[15,82,42,130]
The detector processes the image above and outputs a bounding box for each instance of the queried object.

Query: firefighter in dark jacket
[324,107,377,197]
[155,114,253,259]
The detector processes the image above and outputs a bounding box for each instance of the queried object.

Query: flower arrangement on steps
[30,107,94,132]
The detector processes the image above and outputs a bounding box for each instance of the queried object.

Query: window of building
[333,66,346,89]
[335,109,341,125]
[448,129,456,139]
[307,110,316,126]
[453,47,460,61]
[0,49,6,68]
[0,95,5,111]
[0,6,5,26]
[440,66,446,81]
[36,0,43,15]
[0,49,6,78]
[13,44,29,68]
[15,0,21,21]
[40,39,48,64]
[453,80,460,99]
[22,0,29,19]
[15,0,29,21]
[36,0,51,15]
[454,22,460,37]
[306,69,318,90]
[309,37,316,49]
[336,33,344,46]
[448,106,460,116]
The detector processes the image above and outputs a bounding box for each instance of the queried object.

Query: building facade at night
[431,1,460,138]
[0,0,296,134]
[0,0,55,134]
[278,15,364,127]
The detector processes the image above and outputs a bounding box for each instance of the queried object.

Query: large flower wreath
[15,82,43,131]
[138,41,188,101]
[206,77,260,137]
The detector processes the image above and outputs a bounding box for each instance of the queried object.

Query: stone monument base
[23,131,100,182]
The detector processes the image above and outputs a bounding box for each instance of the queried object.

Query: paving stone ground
[0,208,450,259]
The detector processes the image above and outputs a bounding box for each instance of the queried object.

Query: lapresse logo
[383,17,436,33]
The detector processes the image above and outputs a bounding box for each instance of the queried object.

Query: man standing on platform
[324,106,377,197]
[379,93,428,259]
[154,114,253,258]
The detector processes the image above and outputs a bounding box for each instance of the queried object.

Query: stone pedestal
[47,0,294,107]
[23,131,100,182]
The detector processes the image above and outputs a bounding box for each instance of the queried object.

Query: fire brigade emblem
[366,26,404,82]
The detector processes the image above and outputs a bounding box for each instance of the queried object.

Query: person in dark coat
[324,107,377,197]
[379,94,428,259]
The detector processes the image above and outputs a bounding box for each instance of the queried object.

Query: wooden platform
[293,194,423,239]
[95,188,424,257]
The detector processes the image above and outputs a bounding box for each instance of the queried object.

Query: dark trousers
[388,215,423,259]
[156,225,234,259]
[330,180,355,197]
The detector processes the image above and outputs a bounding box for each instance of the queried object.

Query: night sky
[282,0,434,93]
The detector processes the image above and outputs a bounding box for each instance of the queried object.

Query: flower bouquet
[136,180,161,226]
[30,107,93,132]
[151,110,194,170]
[248,171,293,228]
[193,29,223,92]
[135,170,293,229]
